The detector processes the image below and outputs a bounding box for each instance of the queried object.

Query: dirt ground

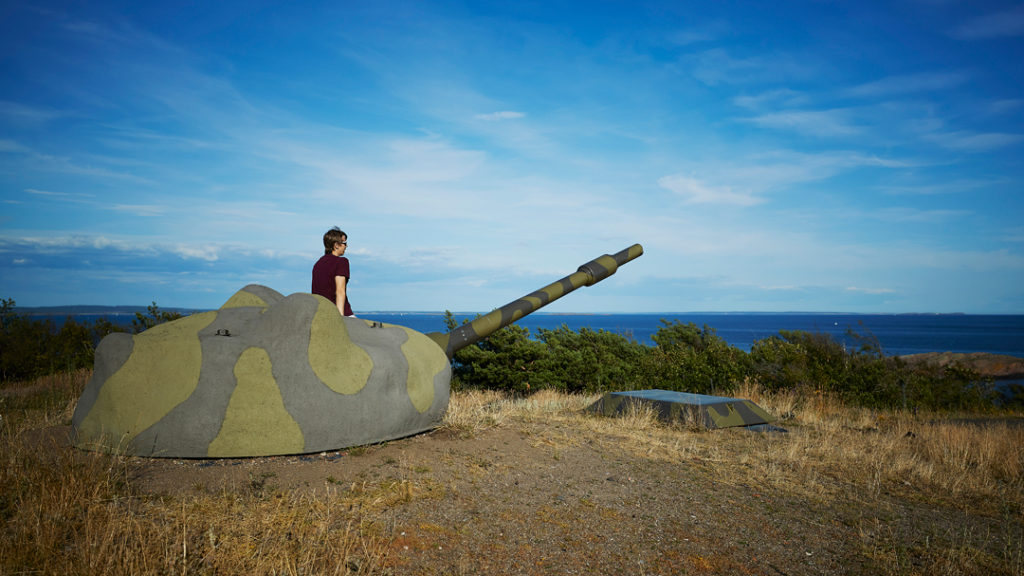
[36,410,1018,576]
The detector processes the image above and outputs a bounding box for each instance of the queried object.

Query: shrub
[534,326,647,393]
[449,322,546,394]
[639,320,750,394]
[0,299,178,384]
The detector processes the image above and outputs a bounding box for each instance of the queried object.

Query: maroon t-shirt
[311,254,353,316]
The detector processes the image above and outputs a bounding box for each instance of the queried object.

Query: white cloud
[173,244,220,261]
[657,174,762,206]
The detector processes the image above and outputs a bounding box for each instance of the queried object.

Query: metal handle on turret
[427,243,644,358]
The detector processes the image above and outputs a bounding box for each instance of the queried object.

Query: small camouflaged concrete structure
[72,244,644,458]
[586,389,776,429]
[72,285,451,458]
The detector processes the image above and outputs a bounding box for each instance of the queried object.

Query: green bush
[447,319,546,394]
[0,299,180,384]
[638,320,750,394]
[444,313,648,394]
[443,313,1000,411]
[533,326,647,393]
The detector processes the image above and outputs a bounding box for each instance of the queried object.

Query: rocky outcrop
[898,352,1024,380]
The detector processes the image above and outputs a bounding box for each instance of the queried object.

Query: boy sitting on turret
[312,226,354,317]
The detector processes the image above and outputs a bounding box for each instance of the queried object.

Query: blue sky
[1,1,1022,313]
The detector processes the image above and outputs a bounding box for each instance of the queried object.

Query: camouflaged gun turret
[71,244,643,458]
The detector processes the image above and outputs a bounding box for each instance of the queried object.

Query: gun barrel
[427,244,643,358]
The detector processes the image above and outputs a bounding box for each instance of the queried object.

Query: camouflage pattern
[428,244,644,358]
[72,244,644,458]
[72,285,450,457]
[586,389,775,429]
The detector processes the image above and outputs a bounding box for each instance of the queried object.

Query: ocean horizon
[27,308,1024,359]
[361,312,1024,358]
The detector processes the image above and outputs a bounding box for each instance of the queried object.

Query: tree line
[445,314,1005,411]
[0,299,180,383]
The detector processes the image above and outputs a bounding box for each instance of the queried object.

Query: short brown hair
[323,227,347,254]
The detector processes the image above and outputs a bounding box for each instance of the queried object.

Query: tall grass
[1,372,390,576]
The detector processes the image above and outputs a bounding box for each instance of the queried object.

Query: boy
[311,227,354,316]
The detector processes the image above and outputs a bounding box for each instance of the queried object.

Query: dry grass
[3,372,1023,575]
[441,383,1024,516]
[442,382,1024,574]
[1,373,390,576]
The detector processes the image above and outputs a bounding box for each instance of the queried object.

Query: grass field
[2,370,1022,575]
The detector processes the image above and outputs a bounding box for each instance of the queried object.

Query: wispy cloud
[986,99,1024,116]
[474,110,525,121]
[660,150,910,207]
[0,139,31,153]
[689,49,818,86]
[1003,227,1024,243]
[741,109,862,137]
[844,71,970,98]
[950,4,1024,39]
[657,174,762,206]
[733,89,809,111]
[871,207,970,223]
[109,204,166,217]
[846,286,896,295]
[172,244,220,261]
[1,141,155,184]
[26,188,73,197]
[927,130,1024,151]
[879,179,1000,195]
[0,101,65,125]
[666,21,731,46]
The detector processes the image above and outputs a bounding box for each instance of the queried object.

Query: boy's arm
[335,275,348,316]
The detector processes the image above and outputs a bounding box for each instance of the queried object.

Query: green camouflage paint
[428,244,643,358]
[72,245,644,457]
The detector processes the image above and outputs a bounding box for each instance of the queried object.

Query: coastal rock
[898,352,1024,380]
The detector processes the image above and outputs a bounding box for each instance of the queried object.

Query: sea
[27,310,1024,359]
[358,312,1024,359]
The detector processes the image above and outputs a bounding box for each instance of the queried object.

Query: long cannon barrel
[427,244,644,358]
